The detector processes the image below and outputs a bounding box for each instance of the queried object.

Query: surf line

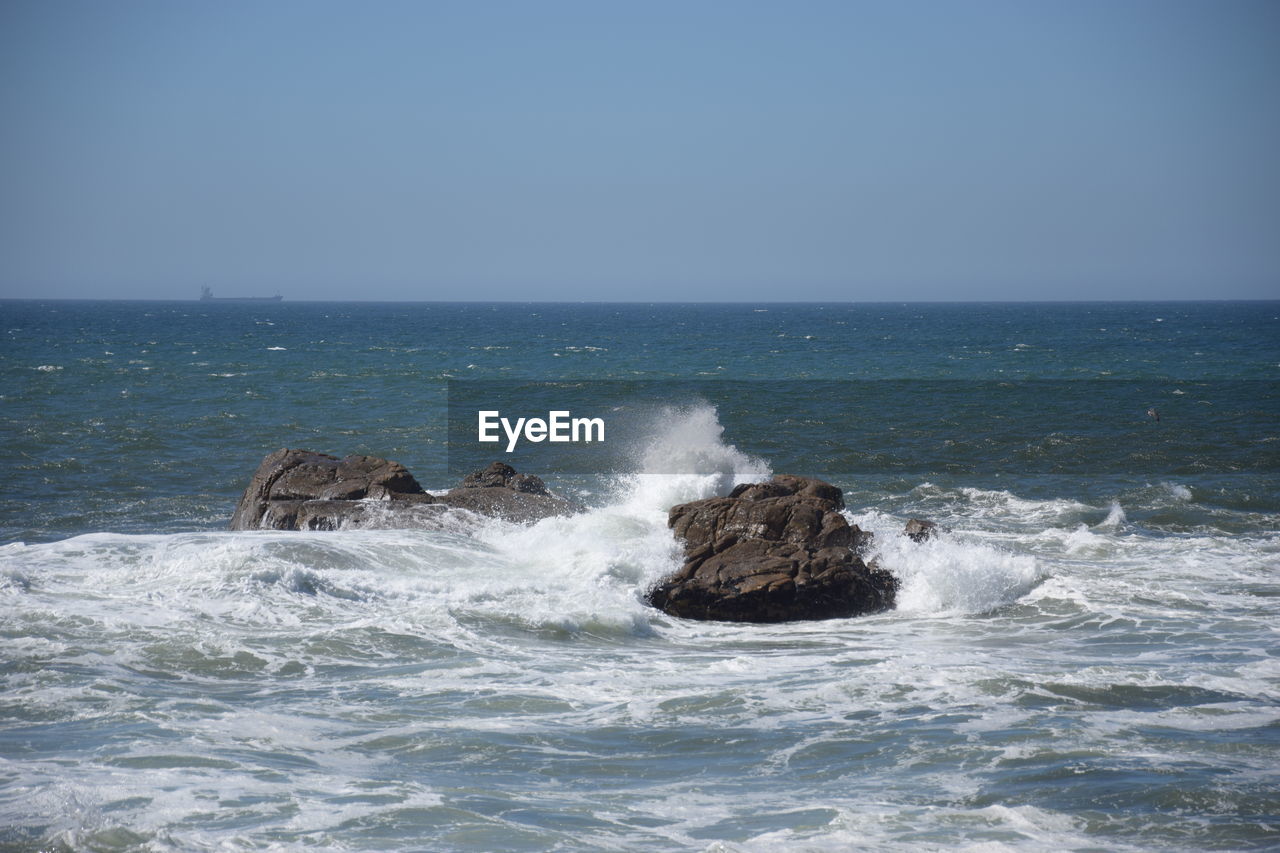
[477,410,605,453]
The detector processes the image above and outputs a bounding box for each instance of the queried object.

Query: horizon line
[3,296,1279,305]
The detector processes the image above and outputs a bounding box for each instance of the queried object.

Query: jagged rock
[440,461,573,523]
[904,517,940,542]
[230,449,425,530]
[254,495,447,532]
[647,475,897,623]
[457,461,551,495]
[230,451,571,531]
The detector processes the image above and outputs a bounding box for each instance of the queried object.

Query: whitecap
[1061,523,1113,557]
[850,509,1044,616]
[1093,501,1127,530]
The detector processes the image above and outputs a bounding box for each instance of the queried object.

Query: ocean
[1,300,1277,851]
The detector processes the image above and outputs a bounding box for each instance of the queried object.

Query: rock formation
[230,451,572,531]
[436,461,570,522]
[646,474,898,623]
[231,452,924,625]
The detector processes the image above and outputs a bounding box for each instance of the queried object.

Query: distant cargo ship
[200,286,283,302]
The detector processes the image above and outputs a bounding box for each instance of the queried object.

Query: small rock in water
[903,517,940,543]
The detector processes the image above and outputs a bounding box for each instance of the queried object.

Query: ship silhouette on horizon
[200,286,283,303]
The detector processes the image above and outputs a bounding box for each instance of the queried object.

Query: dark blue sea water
[2,300,1278,851]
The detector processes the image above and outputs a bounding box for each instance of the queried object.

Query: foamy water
[3,300,1277,851]
[3,405,1277,851]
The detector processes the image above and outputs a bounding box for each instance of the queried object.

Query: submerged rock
[646,474,897,623]
[230,451,572,531]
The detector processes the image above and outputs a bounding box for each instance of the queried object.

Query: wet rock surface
[438,461,572,523]
[647,474,898,623]
[230,452,572,531]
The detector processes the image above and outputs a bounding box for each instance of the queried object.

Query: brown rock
[230,449,427,530]
[647,474,896,623]
[457,461,551,495]
[230,451,571,531]
[434,461,573,522]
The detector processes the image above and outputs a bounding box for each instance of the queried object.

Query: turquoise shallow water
[1,300,1278,851]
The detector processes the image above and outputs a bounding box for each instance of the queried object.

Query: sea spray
[622,401,771,509]
[850,509,1044,616]
[3,301,1277,852]
[1094,501,1128,530]
[472,402,772,633]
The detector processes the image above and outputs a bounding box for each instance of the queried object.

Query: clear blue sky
[2,0,1277,301]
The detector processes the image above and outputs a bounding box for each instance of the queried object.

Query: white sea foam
[0,405,764,646]
[618,402,770,512]
[458,402,770,632]
[3,405,1277,852]
[1060,523,1114,557]
[909,483,1098,531]
[850,509,1044,616]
